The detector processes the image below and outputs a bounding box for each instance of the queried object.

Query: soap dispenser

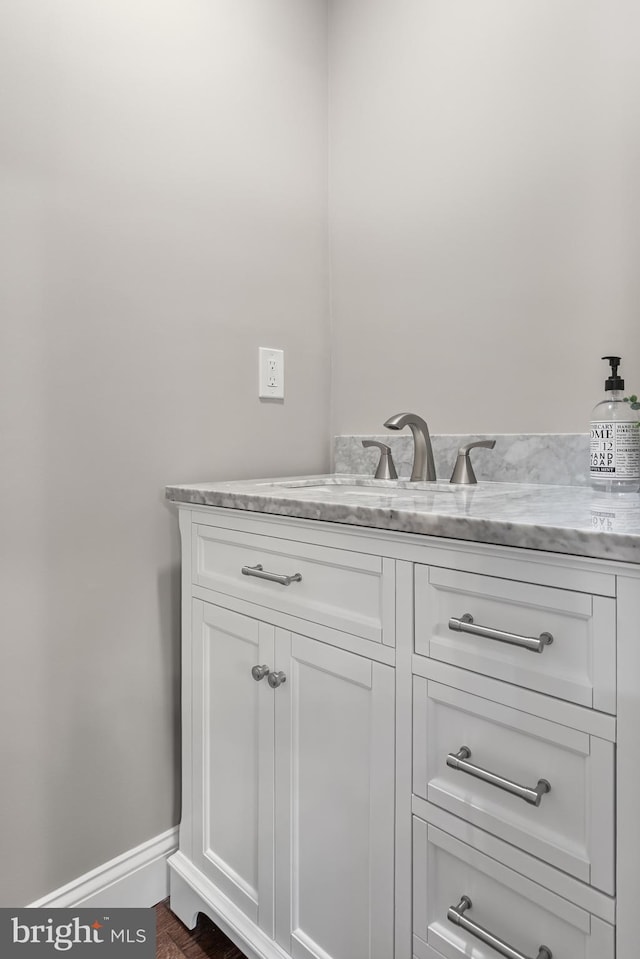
[590,355,640,493]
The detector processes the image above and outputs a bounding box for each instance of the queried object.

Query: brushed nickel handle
[267,671,287,689]
[362,440,398,480]
[449,438,496,484]
[447,746,551,807]
[251,664,270,682]
[449,613,553,654]
[447,896,552,959]
[242,563,302,587]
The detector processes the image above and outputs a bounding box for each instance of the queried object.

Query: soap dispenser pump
[590,355,640,493]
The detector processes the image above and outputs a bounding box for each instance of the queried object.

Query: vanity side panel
[616,572,640,959]
[178,507,194,860]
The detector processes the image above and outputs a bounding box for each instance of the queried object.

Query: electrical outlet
[259,348,284,399]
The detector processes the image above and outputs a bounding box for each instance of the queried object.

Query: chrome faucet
[383,412,436,482]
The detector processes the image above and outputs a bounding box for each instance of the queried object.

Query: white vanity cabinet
[169,508,396,959]
[168,499,640,959]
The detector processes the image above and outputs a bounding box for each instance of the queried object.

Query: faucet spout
[383,412,436,482]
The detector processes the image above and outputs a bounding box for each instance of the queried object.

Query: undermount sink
[259,478,470,495]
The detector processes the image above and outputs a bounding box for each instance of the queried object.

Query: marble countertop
[165,474,640,564]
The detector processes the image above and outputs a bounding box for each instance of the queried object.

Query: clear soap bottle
[590,355,640,494]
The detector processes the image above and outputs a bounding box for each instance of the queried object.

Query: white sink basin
[259,478,476,496]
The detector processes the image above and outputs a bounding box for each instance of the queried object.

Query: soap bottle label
[590,421,640,479]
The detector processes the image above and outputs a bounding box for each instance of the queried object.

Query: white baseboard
[28,827,179,909]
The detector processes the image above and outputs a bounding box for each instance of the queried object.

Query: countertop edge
[165,481,640,566]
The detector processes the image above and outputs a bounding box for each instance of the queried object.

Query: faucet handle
[450,439,496,485]
[362,440,398,480]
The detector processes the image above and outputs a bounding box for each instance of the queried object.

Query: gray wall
[0,0,329,905]
[329,0,640,435]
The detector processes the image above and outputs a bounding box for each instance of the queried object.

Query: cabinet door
[191,600,275,934]
[274,631,395,959]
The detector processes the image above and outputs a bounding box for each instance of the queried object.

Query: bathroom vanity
[165,475,640,959]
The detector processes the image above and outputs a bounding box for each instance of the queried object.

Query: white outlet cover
[258,347,284,399]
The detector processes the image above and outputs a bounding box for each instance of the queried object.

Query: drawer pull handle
[251,664,270,682]
[447,896,552,959]
[241,563,302,587]
[447,746,551,807]
[449,613,553,654]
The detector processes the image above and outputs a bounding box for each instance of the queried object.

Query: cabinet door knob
[267,670,287,689]
[251,664,270,682]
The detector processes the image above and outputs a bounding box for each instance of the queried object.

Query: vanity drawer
[413,816,614,959]
[413,676,615,893]
[193,523,388,643]
[414,565,616,712]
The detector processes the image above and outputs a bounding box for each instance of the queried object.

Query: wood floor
[155,899,247,959]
